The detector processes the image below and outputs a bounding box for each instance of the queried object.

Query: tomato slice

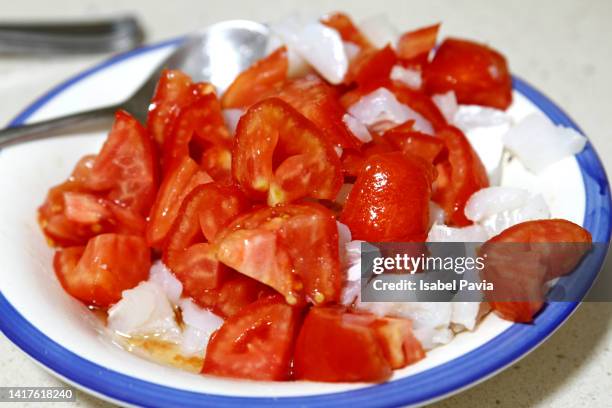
[54,234,150,307]
[162,92,231,172]
[370,316,425,369]
[84,110,157,216]
[397,23,440,65]
[340,134,396,179]
[276,76,362,149]
[294,307,391,382]
[432,126,489,226]
[200,145,232,183]
[347,45,397,90]
[216,204,342,305]
[340,152,432,241]
[424,38,513,109]
[221,47,288,109]
[320,12,372,49]
[383,127,447,164]
[232,98,342,205]
[146,156,213,248]
[390,84,448,131]
[202,296,299,380]
[163,182,250,271]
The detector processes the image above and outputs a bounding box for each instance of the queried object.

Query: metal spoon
[0,20,270,148]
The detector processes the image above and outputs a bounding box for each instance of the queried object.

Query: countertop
[1,0,611,407]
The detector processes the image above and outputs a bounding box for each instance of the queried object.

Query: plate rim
[1,39,610,408]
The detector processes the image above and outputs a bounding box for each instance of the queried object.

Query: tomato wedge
[321,12,372,49]
[146,156,213,248]
[294,307,424,382]
[232,98,342,205]
[276,76,362,149]
[221,47,288,109]
[397,23,440,65]
[383,126,448,164]
[432,126,489,226]
[84,110,157,216]
[341,152,432,241]
[424,38,513,109]
[202,296,300,380]
[215,204,342,305]
[54,234,150,307]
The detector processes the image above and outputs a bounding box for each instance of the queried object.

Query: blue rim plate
[1,39,611,408]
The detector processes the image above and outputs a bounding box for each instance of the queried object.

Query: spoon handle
[0,105,120,149]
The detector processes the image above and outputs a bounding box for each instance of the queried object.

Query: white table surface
[1,0,611,407]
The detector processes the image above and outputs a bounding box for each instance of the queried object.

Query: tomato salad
[39,12,591,382]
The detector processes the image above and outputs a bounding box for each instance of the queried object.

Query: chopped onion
[390,65,422,90]
[342,113,373,143]
[464,129,506,186]
[343,41,361,62]
[179,299,224,357]
[108,282,181,342]
[348,87,434,134]
[427,223,489,242]
[222,109,244,136]
[454,105,512,131]
[359,14,399,49]
[148,261,182,305]
[503,113,586,173]
[336,221,352,267]
[451,302,482,331]
[428,201,446,228]
[432,91,458,123]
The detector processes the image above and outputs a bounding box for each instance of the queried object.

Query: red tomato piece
[221,47,288,109]
[216,204,342,305]
[84,110,157,216]
[340,152,432,241]
[202,296,299,380]
[294,308,393,382]
[232,98,342,205]
[397,23,440,65]
[276,76,362,149]
[146,156,213,248]
[347,45,397,90]
[200,145,232,183]
[320,12,372,49]
[424,38,513,109]
[54,234,150,307]
[340,134,396,179]
[63,192,110,225]
[383,127,447,164]
[391,84,448,131]
[173,242,231,299]
[214,274,276,317]
[370,316,426,369]
[433,126,489,226]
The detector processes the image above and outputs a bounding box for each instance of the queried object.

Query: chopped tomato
[63,192,110,225]
[397,23,440,65]
[146,156,213,248]
[221,47,288,109]
[173,242,231,298]
[370,316,425,369]
[424,38,513,109]
[321,12,372,49]
[294,307,391,382]
[163,182,250,271]
[162,92,231,172]
[340,134,396,179]
[340,152,432,241]
[433,126,489,226]
[147,70,215,146]
[216,204,342,305]
[277,76,362,149]
[214,275,276,317]
[347,45,397,90]
[54,234,150,307]
[391,84,448,131]
[383,127,447,164]
[200,145,232,182]
[232,98,342,205]
[202,296,299,380]
[84,110,158,216]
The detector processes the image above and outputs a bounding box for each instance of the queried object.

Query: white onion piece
[464,129,505,186]
[480,194,550,238]
[429,201,446,228]
[340,279,361,306]
[342,113,373,143]
[222,109,243,136]
[179,299,224,357]
[359,14,399,49]
[503,113,586,173]
[348,87,433,134]
[451,302,481,331]
[390,65,422,90]
[268,18,315,78]
[148,261,183,305]
[108,282,181,342]
[454,105,512,131]
[336,221,352,267]
[432,91,458,123]
[427,223,489,242]
[343,41,361,62]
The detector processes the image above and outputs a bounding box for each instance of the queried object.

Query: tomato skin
[383,127,448,164]
[221,47,288,109]
[277,76,362,149]
[232,98,342,205]
[424,38,513,109]
[348,45,397,90]
[321,12,372,49]
[54,234,150,307]
[397,23,440,65]
[432,126,489,226]
[216,204,342,305]
[202,296,300,380]
[146,156,213,248]
[173,242,231,299]
[294,308,391,382]
[390,84,448,131]
[85,110,158,216]
[200,145,232,183]
[341,152,432,241]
